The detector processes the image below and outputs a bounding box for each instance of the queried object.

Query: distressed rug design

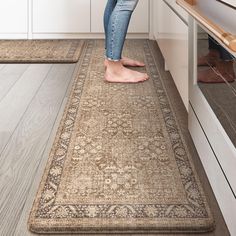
[28,40,214,234]
[0,39,84,63]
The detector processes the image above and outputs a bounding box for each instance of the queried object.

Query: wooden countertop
[176,0,236,52]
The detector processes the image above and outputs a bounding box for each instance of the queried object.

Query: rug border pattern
[0,39,84,63]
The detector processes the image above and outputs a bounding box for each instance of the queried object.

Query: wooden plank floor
[0,64,29,102]
[0,41,230,235]
[0,62,77,236]
[0,64,52,153]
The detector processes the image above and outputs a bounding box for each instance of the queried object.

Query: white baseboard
[0,33,149,40]
[0,34,28,39]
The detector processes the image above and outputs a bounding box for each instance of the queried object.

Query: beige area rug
[28,40,215,234]
[0,39,84,63]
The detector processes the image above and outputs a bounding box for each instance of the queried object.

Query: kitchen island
[177,0,236,234]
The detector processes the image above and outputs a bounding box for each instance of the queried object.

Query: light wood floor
[0,62,77,236]
[0,41,230,235]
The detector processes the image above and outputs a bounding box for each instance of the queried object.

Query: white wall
[0,0,150,39]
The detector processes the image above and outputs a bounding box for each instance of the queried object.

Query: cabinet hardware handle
[177,0,236,52]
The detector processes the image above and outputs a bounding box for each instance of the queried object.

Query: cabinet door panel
[0,0,27,33]
[33,0,90,33]
[91,0,149,33]
[156,1,188,109]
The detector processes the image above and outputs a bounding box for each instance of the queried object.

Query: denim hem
[106,56,121,62]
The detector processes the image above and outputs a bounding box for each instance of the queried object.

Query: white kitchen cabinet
[0,0,28,34]
[91,0,149,33]
[0,0,150,38]
[32,0,90,33]
[154,0,189,110]
[163,0,188,22]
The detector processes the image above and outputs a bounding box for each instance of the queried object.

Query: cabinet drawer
[91,0,149,33]
[189,105,236,236]
[33,0,90,33]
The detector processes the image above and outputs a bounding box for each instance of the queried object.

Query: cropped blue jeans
[104,0,139,61]
[208,35,234,61]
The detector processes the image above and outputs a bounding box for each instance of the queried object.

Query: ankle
[106,60,124,72]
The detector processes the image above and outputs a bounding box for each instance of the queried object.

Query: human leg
[104,0,148,83]
[209,36,235,82]
[198,36,235,83]
[105,0,139,61]
[104,0,145,68]
[198,35,220,66]
[104,0,117,50]
[219,46,234,61]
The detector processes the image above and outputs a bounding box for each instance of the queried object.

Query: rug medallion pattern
[28,40,214,233]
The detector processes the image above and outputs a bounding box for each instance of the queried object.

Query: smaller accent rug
[0,39,84,63]
[28,40,215,234]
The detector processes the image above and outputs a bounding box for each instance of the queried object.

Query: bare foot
[198,68,225,83]
[198,67,235,83]
[105,61,149,83]
[198,49,220,67]
[121,57,145,67]
[104,57,145,68]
